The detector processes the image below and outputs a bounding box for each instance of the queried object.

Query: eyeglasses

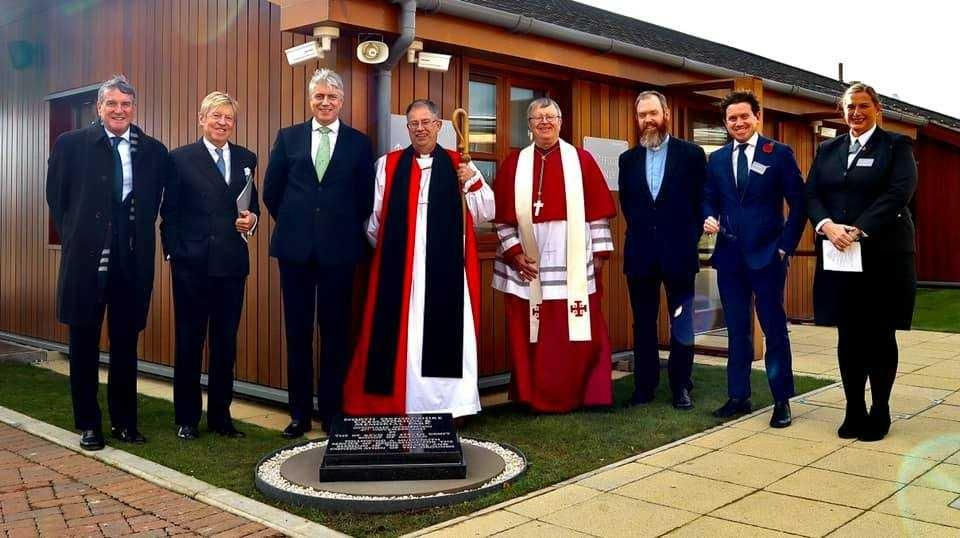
[528,115,561,124]
[406,119,439,130]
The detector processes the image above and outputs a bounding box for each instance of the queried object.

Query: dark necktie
[111,136,123,203]
[736,142,749,197]
[215,147,227,182]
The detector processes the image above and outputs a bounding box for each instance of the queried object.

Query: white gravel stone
[256,438,525,502]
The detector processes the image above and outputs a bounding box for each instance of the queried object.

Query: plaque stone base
[319,414,466,482]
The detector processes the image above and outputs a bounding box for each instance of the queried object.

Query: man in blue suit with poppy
[703,91,805,427]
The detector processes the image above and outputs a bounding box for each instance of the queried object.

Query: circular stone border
[254,437,527,513]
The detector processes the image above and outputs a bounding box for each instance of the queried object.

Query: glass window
[468,80,496,154]
[689,109,728,156]
[473,159,496,185]
[509,86,544,148]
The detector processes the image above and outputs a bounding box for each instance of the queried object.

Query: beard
[639,122,668,149]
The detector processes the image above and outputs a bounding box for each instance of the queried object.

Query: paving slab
[765,467,903,509]
[541,493,699,537]
[709,490,861,537]
[873,485,960,528]
[613,469,754,514]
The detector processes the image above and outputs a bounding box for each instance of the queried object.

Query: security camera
[285,41,322,67]
[417,52,452,72]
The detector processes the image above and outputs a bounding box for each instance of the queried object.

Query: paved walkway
[412,326,960,537]
[0,424,280,538]
[8,325,960,536]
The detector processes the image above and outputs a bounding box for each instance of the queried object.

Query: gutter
[377,0,417,155]
[413,0,930,127]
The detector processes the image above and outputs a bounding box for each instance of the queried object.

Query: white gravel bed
[256,438,525,501]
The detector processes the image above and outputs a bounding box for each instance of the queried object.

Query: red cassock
[493,145,617,412]
[342,149,482,416]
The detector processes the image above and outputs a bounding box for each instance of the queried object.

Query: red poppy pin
[762,142,774,154]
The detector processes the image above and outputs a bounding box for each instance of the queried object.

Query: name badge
[856,158,874,167]
[749,162,768,175]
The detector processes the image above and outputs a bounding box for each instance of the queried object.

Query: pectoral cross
[533,199,544,217]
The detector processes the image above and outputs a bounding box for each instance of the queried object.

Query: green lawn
[913,288,960,333]
[0,362,831,537]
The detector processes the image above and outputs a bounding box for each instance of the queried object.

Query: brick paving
[0,424,283,537]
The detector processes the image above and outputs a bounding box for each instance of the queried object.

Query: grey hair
[308,68,345,94]
[405,99,439,118]
[97,74,136,106]
[526,97,562,119]
[635,90,669,112]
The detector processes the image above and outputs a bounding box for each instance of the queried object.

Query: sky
[576,0,960,120]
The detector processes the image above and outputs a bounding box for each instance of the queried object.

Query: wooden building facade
[2,0,959,396]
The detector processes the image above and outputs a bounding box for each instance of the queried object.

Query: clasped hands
[822,221,861,251]
[511,253,605,282]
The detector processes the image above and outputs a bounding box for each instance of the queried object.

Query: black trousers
[837,322,898,416]
[171,261,246,428]
[67,269,140,431]
[279,260,355,424]
[626,270,695,399]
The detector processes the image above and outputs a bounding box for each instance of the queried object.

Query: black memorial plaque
[318,414,467,482]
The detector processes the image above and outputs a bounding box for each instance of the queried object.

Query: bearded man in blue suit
[703,91,805,427]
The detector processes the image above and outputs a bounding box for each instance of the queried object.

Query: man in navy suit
[703,91,805,427]
[161,91,259,440]
[46,75,169,450]
[263,68,375,438]
[618,91,706,409]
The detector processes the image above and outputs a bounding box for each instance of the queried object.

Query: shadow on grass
[0,361,831,537]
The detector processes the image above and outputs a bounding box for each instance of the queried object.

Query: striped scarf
[98,125,140,291]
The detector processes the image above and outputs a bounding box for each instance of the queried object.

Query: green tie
[314,125,331,182]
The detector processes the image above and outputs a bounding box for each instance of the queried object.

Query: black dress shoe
[111,427,147,444]
[770,401,792,428]
[79,429,105,451]
[672,387,693,410]
[210,422,246,439]
[713,398,752,418]
[837,412,867,439]
[177,425,199,440]
[282,419,312,439]
[857,407,891,442]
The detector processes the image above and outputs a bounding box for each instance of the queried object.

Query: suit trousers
[717,255,795,402]
[279,260,355,424]
[837,323,898,415]
[626,270,695,399]
[67,267,140,431]
[171,261,246,428]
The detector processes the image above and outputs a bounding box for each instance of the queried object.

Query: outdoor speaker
[356,40,388,64]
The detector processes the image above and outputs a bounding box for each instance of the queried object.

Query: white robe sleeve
[462,161,495,225]
[365,155,389,247]
[590,219,614,254]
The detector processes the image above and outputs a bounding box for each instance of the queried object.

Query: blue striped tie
[215,148,227,182]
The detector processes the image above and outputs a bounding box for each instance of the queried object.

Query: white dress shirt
[731,131,759,183]
[311,117,340,164]
[202,137,231,183]
[105,126,133,200]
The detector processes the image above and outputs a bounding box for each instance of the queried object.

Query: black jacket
[618,136,706,277]
[160,139,259,276]
[46,123,169,329]
[262,120,375,265]
[805,127,918,328]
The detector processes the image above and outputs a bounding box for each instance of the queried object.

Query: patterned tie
[314,125,331,182]
[111,136,123,203]
[849,138,862,155]
[736,142,749,197]
[215,147,227,183]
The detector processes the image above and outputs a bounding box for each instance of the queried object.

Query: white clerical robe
[366,154,495,417]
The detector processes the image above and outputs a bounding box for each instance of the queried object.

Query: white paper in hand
[823,240,863,272]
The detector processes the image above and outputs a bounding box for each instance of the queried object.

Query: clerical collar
[534,142,560,156]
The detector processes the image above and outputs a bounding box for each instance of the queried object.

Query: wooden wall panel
[915,137,960,282]
[778,120,816,321]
